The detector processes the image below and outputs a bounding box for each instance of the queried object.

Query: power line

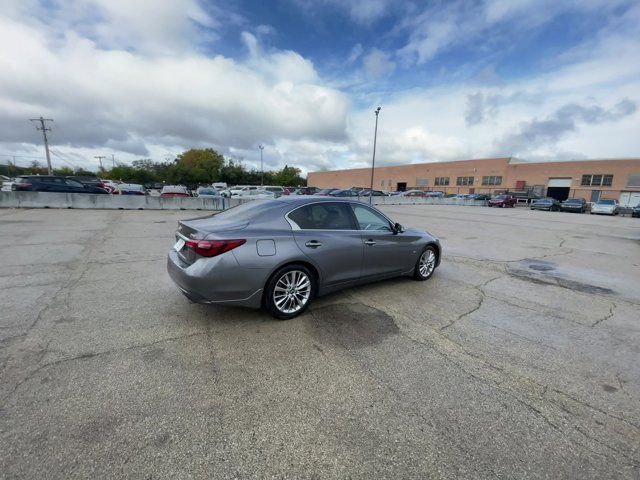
[49,148,78,169]
[29,117,54,175]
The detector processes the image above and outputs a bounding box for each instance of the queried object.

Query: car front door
[287,202,363,286]
[350,203,419,277]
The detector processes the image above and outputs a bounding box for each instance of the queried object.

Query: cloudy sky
[1,0,639,173]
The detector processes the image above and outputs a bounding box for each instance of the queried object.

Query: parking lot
[1,205,639,479]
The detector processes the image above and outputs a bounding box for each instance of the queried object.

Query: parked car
[167,197,441,319]
[262,186,285,197]
[114,183,146,195]
[285,186,317,195]
[590,199,619,215]
[426,191,445,197]
[359,190,387,197]
[1,175,14,192]
[560,198,587,213]
[195,187,220,197]
[470,193,491,201]
[530,197,560,211]
[234,189,276,200]
[223,185,259,197]
[102,179,119,193]
[632,204,640,218]
[329,189,360,197]
[161,185,191,197]
[488,194,517,207]
[12,175,109,194]
[314,188,339,196]
[400,190,426,197]
[66,175,106,189]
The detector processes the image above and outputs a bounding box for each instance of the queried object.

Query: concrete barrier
[0,191,250,210]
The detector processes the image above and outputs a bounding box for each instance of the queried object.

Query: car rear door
[287,202,363,286]
[350,203,418,277]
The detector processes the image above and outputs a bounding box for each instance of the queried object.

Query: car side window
[65,179,84,187]
[351,205,392,231]
[288,203,354,230]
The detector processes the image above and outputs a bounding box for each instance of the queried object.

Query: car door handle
[364,239,376,246]
[305,240,322,248]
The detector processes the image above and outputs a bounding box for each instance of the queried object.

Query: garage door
[619,191,640,207]
[547,178,572,187]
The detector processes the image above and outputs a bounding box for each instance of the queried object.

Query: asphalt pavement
[1,205,639,479]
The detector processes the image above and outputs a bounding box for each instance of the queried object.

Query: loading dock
[546,178,572,201]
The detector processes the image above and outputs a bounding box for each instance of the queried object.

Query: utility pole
[369,107,381,204]
[95,155,106,171]
[29,116,54,175]
[259,145,264,186]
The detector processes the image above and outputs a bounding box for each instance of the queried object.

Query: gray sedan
[167,197,441,319]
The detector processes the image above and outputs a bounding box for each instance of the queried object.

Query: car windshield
[597,200,615,205]
[494,195,506,199]
[564,199,581,203]
[198,188,217,195]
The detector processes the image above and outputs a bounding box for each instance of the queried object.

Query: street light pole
[259,145,264,186]
[369,107,381,204]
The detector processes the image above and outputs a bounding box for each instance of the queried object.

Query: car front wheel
[413,246,437,281]
[264,264,315,320]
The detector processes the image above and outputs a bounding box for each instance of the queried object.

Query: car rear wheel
[265,264,315,320]
[413,246,437,281]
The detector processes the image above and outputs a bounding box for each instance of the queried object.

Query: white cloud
[0,13,348,171]
[362,49,396,78]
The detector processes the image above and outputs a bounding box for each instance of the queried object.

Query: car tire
[264,264,315,320]
[413,246,437,281]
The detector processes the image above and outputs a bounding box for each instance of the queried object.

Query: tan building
[308,157,640,206]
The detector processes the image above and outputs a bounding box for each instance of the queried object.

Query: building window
[581,174,613,186]
[627,174,640,187]
[388,179,392,187]
[416,178,428,187]
[456,176,474,186]
[482,176,502,186]
[434,176,449,186]
[381,179,384,187]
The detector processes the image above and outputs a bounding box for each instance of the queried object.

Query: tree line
[9,148,306,187]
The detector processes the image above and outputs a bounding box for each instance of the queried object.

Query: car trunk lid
[174,217,248,265]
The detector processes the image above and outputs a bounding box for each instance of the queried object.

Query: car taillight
[185,239,246,257]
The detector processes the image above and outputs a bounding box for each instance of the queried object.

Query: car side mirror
[392,222,403,234]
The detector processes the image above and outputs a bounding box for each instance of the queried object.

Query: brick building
[307,157,640,206]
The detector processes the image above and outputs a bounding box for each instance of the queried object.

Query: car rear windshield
[597,200,615,205]
[564,199,582,203]
[494,195,506,199]
[213,200,281,221]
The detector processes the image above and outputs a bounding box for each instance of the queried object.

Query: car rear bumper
[167,249,265,308]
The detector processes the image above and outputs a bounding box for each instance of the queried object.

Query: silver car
[167,197,441,319]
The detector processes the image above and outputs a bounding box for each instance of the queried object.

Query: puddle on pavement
[308,302,399,349]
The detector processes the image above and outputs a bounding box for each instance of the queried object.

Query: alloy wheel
[273,270,311,314]
[419,249,436,278]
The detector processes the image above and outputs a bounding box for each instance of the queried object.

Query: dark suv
[12,176,109,194]
[560,197,587,213]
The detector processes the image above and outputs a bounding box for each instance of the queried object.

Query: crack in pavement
[0,331,207,408]
[439,275,501,331]
[591,303,616,327]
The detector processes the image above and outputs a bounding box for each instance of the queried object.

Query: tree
[53,167,74,176]
[272,165,305,186]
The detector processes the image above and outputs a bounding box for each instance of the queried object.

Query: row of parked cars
[528,197,636,216]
